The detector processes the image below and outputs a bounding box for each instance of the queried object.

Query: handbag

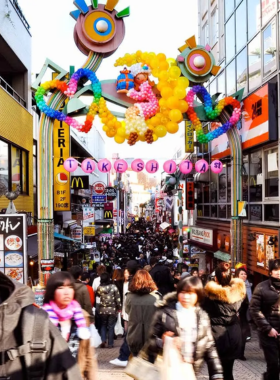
[89,324,102,348]
[114,312,124,336]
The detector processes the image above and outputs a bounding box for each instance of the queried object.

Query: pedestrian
[43,272,97,379]
[250,259,280,380]
[92,265,106,332]
[139,253,147,268]
[147,276,223,379]
[150,257,174,296]
[69,266,94,322]
[81,272,95,307]
[97,272,122,348]
[234,267,251,360]
[126,270,161,356]
[121,268,130,333]
[191,268,199,277]
[203,262,245,380]
[112,268,124,304]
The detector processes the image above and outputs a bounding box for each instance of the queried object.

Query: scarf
[245,280,252,301]
[176,302,197,363]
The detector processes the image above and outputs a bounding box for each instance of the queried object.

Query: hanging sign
[104,187,117,201]
[92,195,107,203]
[185,121,194,153]
[41,259,54,274]
[104,202,113,219]
[71,176,89,190]
[93,182,106,194]
[83,226,95,236]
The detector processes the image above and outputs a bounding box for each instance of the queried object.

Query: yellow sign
[185,121,194,153]
[53,120,70,211]
[83,226,95,236]
[104,210,113,219]
[238,201,247,217]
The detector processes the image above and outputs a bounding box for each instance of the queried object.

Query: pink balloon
[195,159,209,173]
[81,159,95,173]
[211,160,223,174]
[179,160,193,174]
[146,160,159,173]
[63,157,78,172]
[98,159,111,173]
[163,160,177,174]
[114,159,128,173]
[131,159,145,172]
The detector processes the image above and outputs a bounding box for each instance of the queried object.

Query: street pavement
[97,330,266,380]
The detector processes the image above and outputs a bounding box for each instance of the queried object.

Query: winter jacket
[147,292,223,380]
[73,281,94,322]
[149,264,174,295]
[0,272,83,380]
[203,278,246,361]
[125,291,161,356]
[97,283,121,315]
[249,278,280,334]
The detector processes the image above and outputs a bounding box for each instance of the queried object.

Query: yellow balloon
[139,134,146,142]
[152,68,160,77]
[157,53,166,62]
[114,135,125,144]
[150,58,160,69]
[157,81,168,91]
[159,61,169,71]
[177,77,190,89]
[178,100,189,113]
[159,98,167,107]
[152,133,158,142]
[169,109,183,122]
[158,70,169,81]
[166,121,179,134]
[169,79,178,89]
[174,87,186,100]
[154,125,167,138]
[102,125,109,132]
[169,66,181,79]
[117,128,126,137]
[150,116,161,126]
[161,87,173,99]
[166,96,180,109]
[121,120,126,128]
[167,58,177,67]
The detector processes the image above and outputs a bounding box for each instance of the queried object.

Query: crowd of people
[1,219,280,380]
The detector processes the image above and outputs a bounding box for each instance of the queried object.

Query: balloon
[157,53,167,62]
[116,128,126,137]
[146,160,159,173]
[161,87,173,99]
[81,159,95,173]
[158,71,169,81]
[169,66,181,79]
[167,58,177,67]
[154,125,167,138]
[174,87,186,100]
[169,109,183,122]
[131,159,145,172]
[159,61,169,71]
[166,96,180,109]
[163,160,177,174]
[114,135,125,144]
[114,159,128,173]
[179,160,193,174]
[178,100,189,113]
[211,160,223,174]
[152,133,158,142]
[177,77,190,89]
[166,121,179,134]
[195,159,209,173]
[63,157,78,172]
[98,159,111,173]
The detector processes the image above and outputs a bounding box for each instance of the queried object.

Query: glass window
[203,184,210,203]
[197,183,203,204]
[197,204,203,217]
[248,33,261,91]
[242,155,249,201]
[225,0,235,20]
[22,150,27,194]
[264,204,279,222]
[204,205,210,217]
[263,18,277,77]
[226,16,235,62]
[218,168,227,203]
[210,174,218,203]
[0,140,9,189]
[226,59,236,95]
[248,0,261,40]
[211,7,219,46]
[11,146,21,192]
[227,163,231,202]
[219,204,227,218]
[227,204,231,218]
[250,151,262,201]
[265,148,278,197]
[262,0,276,26]
[211,205,218,218]
[236,1,247,52]
[250,205,262,221]
[217,71,225,99]
[202,22,209,45]
[236,48,248,94]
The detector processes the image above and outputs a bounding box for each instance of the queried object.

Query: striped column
[178,189,183,257]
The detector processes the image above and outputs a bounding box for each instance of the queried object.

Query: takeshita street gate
[33,0,243,285]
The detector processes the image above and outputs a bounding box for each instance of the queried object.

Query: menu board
[0,214,27,284]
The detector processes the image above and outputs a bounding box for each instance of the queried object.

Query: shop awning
[214,250,231,262]
[27,234,63,258]
[54,232,78,241]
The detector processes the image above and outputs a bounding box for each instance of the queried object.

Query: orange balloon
[178,100,189,113]
[169,109,183,122]
[174,87,186,100]
[161,87,173,99]
[166,96,180,109]
[166,121,179,134]
[159,61,169,71]
[154,125,167,137]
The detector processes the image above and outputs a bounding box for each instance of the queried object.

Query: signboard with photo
[266,235,275,270]
[0,214,27,284]
[256,234,265,267]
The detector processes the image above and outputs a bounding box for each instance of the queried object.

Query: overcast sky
[20,0,198,162]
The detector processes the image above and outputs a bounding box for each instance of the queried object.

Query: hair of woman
[129,269,158,295]
[97,265,106,276]
[269,259,280,273]
[100,272,111,286]
[234,267,247,278]
[215,262,232,287]
[112,269,124,281]
[177,275,204,304]
[44,271,75,304]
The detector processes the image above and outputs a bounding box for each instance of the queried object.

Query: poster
[266,235,275,270]
[256,234,265,267]
[0,215,27,284]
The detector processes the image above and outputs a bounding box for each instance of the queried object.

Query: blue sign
[92,195,107,203]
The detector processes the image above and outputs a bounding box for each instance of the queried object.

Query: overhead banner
[71,175,89,190]
[53,120,70,211]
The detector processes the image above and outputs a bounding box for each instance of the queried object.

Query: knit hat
[130,63,151,77]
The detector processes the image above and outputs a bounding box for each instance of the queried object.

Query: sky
[19,0,198,161]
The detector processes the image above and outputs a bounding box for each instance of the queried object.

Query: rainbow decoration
[186,85,241,144]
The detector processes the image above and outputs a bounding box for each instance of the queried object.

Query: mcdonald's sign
[71,176,89,190]
[104,202,113,219]
[104,210,113,219]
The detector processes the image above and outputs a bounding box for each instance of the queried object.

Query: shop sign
[41,259,54,274]
[94,202,105,209]
[92,195,107,203]
[104,202,113,219]
[93,182,106,194]
[83,207,95,221]
[190,227,213,246]
[266,235,275,270]
[185,121,194,153]
[104,187,117,201]
[83,226,95,236]
[53,121,70,211]
[0,214,27,284]
[71,176,89,190]
[256,234,265,267]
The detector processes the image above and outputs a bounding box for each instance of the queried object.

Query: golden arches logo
[71,177,84,189]
[104,210,113,218]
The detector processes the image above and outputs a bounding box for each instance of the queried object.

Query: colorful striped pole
[178,189,183,257]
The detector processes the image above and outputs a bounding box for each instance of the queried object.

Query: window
[265,148,278,197]
[202,22,209,45]
[236,1,247,52]
[227,163,231,202]
[217,71,225,99]
[211,8,219,46]
[242,155,249,201]
[250,205,262,221]
[225,16,235,63]
[226,59,236,95]
[248,33,261,91]
[0,141,9,189]
[218,168,227,203]
[250,151,263,201]
[264,204,279,222]
[210,79,217,95]
[236,48,248,94]
[225,0,235,20]
[219,204,227,218]
[263,18,276,77]
[248,0,261,40]
[261,0,276,27]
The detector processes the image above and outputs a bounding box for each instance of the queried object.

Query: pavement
[96,330,266,380]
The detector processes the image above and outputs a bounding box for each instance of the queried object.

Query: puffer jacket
[249,278,280,334]
[0,272,82,380]
[147,292,223,380]
[97,283,121,315]
[203,278,246,361]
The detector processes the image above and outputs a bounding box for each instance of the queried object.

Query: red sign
[93,182,105,194]
[113,209,117,217]
[104,202,113,211]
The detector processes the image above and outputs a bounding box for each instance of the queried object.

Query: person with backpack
[0,271,83,380]
[43,271,97,380]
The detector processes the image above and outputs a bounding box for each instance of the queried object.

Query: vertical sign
[203,124,209,152]
[0,214,27,284]
[53,121,70,211]
[185,121,194,153]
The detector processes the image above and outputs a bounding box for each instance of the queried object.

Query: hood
[155,291,178,308]
[204,278,246,304]
[99,284,114,295]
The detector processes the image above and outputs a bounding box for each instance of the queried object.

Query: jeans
[220,359,235,380]
[259,332,280,380]
[100,314,117,347]
[118,331,131,361]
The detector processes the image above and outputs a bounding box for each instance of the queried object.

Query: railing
[9,0,30,31]
[0,76,27,108]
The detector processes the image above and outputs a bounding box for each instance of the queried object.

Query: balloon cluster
[186,85,241,143]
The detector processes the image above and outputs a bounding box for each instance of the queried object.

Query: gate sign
[104,187,117,201]
[92,195,107,203]
[93,182,106,194]
[0,214,27,284]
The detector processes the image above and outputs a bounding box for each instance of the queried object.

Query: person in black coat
[149,257,174,295]
[250,259,280,380]
[203,262,245,380]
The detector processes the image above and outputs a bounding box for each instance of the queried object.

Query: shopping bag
[125,356,160,380]
[89,324,102,348]
[114,312,124,336]
[161,336,196,380]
